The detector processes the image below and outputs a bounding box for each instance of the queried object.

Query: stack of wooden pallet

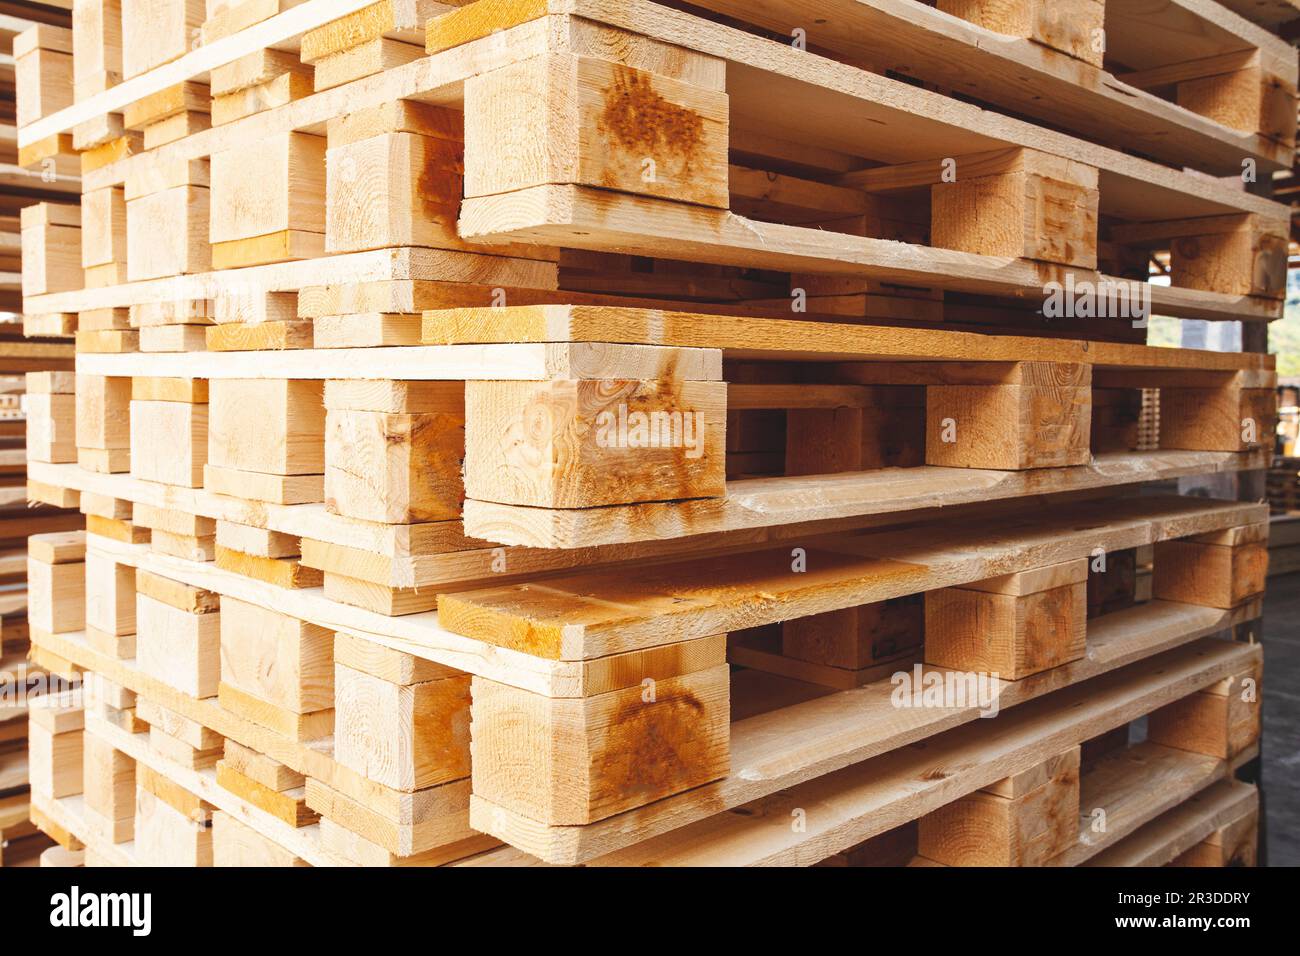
[1,0,83,868]
[12,0,1290,867]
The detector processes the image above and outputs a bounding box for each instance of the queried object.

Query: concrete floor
[1263,572,1300,866]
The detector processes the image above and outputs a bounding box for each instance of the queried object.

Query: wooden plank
[1086,779,1258,867]
[438,496,1265,660]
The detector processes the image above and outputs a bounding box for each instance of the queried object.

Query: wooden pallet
[8,0,1289,332]
[17,486,1269,865]
[14,0,1283,868]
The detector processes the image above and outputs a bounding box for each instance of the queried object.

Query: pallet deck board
[680,0,1294,175]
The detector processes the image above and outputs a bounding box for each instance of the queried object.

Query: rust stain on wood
[599,66,704,171]
[602,689,710,802]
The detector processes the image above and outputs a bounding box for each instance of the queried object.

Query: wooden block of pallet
[122,76,210,133]
[1153,525,1268,609]
[129,378,209,487]
[121,0,204,79]
[14,24,74,129]
[333,635,470,791]
[28,699,86,800]
[925,363,1091,469]
[219,597,334,719]
[211,47,310,98]
[139,324,209,353]
[26,371,77,464]
[1087,547,1138,618]
[208,378,325,479]
[930,148,1098,268]
[302,0,443,62]
[135,570,221,699]
[462,48,729,208]
[85,672,137,716]
[76,374,131,473]
[464,379,726,508]
[20,204,82,297]
[80,307,130,332]
[1111,214,1290,300]
[28,531,87,635]
[81,186,128,276]
[72,0,124,97]
[1090,388,1142,453]
[780,595,922,674]
[212,810,309,866]
[325,101,463,253]
[212,289,296,326]
[781,385,925,475]
[1169,808,1259,867]
[201,0,297,42]
[324,379,465,523]
[217,681,334,741]
[222,738,304,793]
[215,545,323,589]
[471,654,730,826]
[1148,662,1261,761]
[925,559,1088,679]
[85,548,137,647]
[210,131,327,267]
[125,159,211,281]
[134,783,213,867]
[74,69,126,150]
[217,64,316,122]
[1160,380,1275,452]
[1177,61,1297,146]
[131,298,213,328]
[82,730,135,844]
[938,0,1104,66]
[214,521,300,561]
[204,471,324,507]
[917,745,1081,865]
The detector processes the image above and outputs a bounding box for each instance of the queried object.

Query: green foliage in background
[1271,289,1300,377]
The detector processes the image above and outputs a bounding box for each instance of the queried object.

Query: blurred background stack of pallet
[11,0,1298,867]
[1,0,81,868]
